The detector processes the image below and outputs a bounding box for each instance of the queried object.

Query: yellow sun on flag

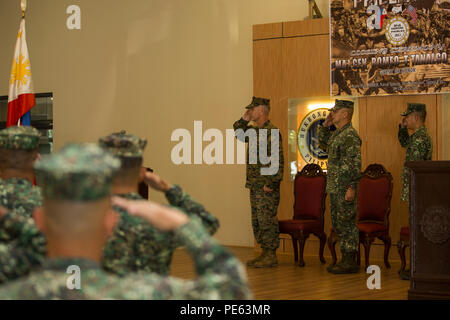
[10,54,32,86]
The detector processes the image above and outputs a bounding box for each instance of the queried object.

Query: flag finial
[21,0,27,18]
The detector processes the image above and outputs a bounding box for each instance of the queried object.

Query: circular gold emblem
[385,17,410,46]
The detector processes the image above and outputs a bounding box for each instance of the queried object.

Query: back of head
[34,143,120,239]
[98,131,147,186]
[0,126,40,172]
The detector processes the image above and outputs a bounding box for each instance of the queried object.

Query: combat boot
[254,249,278,268]
[327,254,347,273]
[399,269,410,280]
[246,249,266,266]
[329,252,359,274]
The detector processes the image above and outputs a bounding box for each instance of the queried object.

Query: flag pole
[18,0,26,126]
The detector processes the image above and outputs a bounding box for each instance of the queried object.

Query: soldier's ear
[33,207,46,234]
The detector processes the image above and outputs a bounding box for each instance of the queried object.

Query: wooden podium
[406,161,450,300]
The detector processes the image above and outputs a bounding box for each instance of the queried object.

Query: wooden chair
[328,164,393,269]
[279,164,327,267]
[397,226,410,274]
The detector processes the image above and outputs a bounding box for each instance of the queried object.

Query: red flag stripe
[6,93,35,127]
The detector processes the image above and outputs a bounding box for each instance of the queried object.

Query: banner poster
[330,0,449,96]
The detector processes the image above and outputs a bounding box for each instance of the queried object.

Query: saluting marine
[233,97,284,268]
[99,131,219,276]
[398,103,433,204]
[318,99,361,274]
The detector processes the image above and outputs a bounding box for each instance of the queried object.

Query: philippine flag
[7,18,35,127]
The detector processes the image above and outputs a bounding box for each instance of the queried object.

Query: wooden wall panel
[442,95,450,160]
[283,35,330,97]
[253,23,283,40]
[283,18,329,37]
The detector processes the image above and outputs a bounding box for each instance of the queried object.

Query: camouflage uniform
[0,143,251,299]
[233,97,284,262]
[0,178,42,220]
[0,126,42,242]
[99,131,219,276]
[318,101,361,256]
[398,103,433,204]
[0,210,46,283]
[102,186,219,276]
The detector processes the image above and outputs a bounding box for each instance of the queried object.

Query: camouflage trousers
[330,191,359,253]
[250,187,280,250]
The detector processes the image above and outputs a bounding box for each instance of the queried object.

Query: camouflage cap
[0,126,40,150]
[245,96,270,110]
[401,103,426,116]
[34,143,121,201]
[98,131,147,158]
[330,99,354,112]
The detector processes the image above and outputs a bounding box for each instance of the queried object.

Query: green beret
[330,99,354,112]
[401,103,426,116]
[0,126,40,150]
[99,131,147,158]
[245,96,270,110]
[34,143,120,201]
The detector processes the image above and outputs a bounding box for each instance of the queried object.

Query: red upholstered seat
[358,177,391,221]
[357,222,388,234]
[278,219,321,233]
[400,226,410,237]
[278,164,327,267]
[293,176,326,219]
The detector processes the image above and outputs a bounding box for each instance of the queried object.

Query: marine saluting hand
[323,112,333,128]
[143,171,172,193]
[401,117,407,128]
[111,197,188,231]
[242,109,252,121]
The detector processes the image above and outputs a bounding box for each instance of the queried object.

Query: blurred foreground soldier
[233,97,284,268]
[99,131,219,275]
[0,126,42,224]
[0,205,45,283]
[398,103,432,280]
[318,100,361,274]
[0,144,251,299]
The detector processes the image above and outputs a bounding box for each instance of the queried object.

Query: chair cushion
[357,222,387,234]
[279,219,321,233]
[358,176,391,222]
[294,176,326,219]
[400,226,410,236]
